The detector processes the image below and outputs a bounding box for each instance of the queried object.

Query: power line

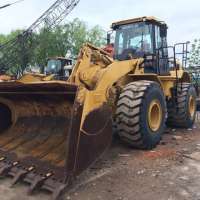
[12,0,25,4]
[0,4,10,9]
[0,0,25,10]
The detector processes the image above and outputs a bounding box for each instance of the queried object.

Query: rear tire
[167,83,197,128]
[115,81,166,150]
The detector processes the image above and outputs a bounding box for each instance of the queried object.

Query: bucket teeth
[11,169,28,187]
[0,163,11,177]
[52,184,67,200]
[28,175,46,194]
[11,166,35,187]
[0,162,18,177]
[28,173,53,194]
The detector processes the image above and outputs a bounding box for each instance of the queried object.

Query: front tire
[115,81,166,150]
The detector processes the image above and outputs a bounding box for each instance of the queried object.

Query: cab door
[155,25,169,75]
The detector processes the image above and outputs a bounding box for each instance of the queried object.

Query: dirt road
[1,117,200,200]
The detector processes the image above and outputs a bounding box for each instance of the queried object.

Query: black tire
[115,81,166,150]
[167,83,197,128]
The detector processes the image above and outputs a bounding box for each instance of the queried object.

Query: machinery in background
[19,56,74,82]
[45,57,73,80]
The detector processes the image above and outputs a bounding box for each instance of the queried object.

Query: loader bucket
[0,81,112,199]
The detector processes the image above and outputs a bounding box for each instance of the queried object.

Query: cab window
[114,22,154,60]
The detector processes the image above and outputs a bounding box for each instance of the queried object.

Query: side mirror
[107,33,111,45]
[160,24,167,38]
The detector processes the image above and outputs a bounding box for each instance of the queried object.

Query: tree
[87,25,106,47]
[0,30,36,76]
[189,39,200,67]
[0,18,106,75]
[33,18,106,72]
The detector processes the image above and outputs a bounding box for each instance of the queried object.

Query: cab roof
[111,16,166,30]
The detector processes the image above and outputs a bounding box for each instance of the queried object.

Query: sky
[0,0,199,45]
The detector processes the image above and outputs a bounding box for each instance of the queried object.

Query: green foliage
[0,18,106,75]
[189,39,200,67]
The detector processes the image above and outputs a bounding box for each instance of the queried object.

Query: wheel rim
[148,99,162,132]
[189,96,195,118]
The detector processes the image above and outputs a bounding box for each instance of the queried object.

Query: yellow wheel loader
[19,56,73,82]
[0,16,196,199]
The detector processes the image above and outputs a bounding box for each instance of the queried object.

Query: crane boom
[28,0,80,33]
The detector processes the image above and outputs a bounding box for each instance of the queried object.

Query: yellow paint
[189,96,195,118]
[18,73,55,83]
[148,99,162,132]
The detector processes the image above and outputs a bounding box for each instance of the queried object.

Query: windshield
[114,22,153,60]
[46,59,62,74]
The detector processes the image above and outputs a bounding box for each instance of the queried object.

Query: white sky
[0,0,199,45]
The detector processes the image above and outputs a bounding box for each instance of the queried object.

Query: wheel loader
[19,56,73,83]
[0,16,196,199]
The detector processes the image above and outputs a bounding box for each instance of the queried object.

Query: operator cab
[45,57,73,80]
[110,16,169,75]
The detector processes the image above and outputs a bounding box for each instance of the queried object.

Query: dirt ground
[1,115,200,200]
